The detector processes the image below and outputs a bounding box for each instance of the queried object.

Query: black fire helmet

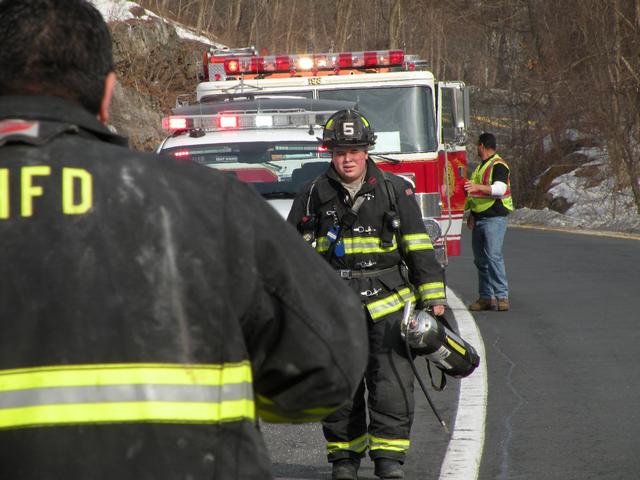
[320,109,376,149]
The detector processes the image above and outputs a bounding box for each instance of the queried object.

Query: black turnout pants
[322,309,415,463]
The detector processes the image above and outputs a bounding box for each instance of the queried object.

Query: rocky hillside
[108,15,208,150]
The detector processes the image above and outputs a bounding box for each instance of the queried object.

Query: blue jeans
[471,216,509,299]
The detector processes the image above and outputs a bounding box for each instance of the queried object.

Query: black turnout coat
[288,159,446,322]
[0,96,368,480]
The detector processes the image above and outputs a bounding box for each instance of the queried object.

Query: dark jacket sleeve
[286,183,312,227]
[226,179,368,423]
[391,175,448,307]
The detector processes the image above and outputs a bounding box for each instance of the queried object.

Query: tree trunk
[389,0,402,49]
[335,0,354,51]
[228,0,243,46]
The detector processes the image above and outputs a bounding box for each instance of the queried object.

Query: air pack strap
[325,194,367,261]
[337,265,398,279]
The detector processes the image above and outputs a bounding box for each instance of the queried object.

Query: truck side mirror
[451,87,470,145]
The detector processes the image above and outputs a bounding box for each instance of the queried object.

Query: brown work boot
[468,298,497,311]
[496,298,510,311]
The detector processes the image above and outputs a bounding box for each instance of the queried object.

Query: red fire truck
[193,47,470,263]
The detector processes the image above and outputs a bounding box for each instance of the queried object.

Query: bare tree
[129,0,640,213]
[571,0,640,213]
[389,0,402,48]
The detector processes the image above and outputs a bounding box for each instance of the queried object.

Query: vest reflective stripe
[417,281,446,301]
[466,154,514,212]
[327,433,368,454]
[402,233,434,252]
[366,287,416,321]
[474,160,512,199]
[481,160,511,196]
[368,435,410,453]
[316,236,398,255]
[0,362,254,429]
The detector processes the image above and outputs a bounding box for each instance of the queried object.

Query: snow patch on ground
[91,0,156,21]
[510,150,640,235]
[509,205,640,235]
[91,0,223,46]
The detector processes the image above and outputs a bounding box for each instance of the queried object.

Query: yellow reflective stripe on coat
[402,233,434,252]
[327,434,368,454]
[368,435,410,453]
[316,236,397,255]
[257,394,337,423]
[0,362,254,429]
[366,288,416,321]
[418,281,446,301]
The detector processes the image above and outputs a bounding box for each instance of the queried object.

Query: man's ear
[98,72,117,124]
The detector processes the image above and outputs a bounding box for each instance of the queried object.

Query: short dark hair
[0,0,113,114]
[478,133,497,150]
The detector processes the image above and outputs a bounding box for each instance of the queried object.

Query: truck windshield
[161,142,331,198]
[318,86,437,154]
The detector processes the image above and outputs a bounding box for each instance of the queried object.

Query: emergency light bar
[162,109,335,133]
[204,49,415,81]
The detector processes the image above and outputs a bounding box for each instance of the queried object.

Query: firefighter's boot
[332,458,360,480]
[468,298,497,311]
[374,458,404,479]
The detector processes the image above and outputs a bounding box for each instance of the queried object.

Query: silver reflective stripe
[367,288,416,320]
[368,294,403,317]
[403,236,433,250]
[327,435,369,453]
[420,286,445,296]
[0,382,252,409]
[316,237,397,254]
[350,436,369,452]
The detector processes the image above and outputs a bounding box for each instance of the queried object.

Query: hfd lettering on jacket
[0,166,93,219]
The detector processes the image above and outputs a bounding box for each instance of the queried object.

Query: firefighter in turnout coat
[0,2,368,479]
[288,110,447,480]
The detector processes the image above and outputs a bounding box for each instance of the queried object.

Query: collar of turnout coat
[0,95,128,148]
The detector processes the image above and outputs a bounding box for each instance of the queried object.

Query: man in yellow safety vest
[464,132,514,312]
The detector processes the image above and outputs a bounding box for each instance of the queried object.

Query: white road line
[510,223,640,241]
[438,287,487,480]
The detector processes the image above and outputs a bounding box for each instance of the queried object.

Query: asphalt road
[263,226,640,480]
[449,226,640,480]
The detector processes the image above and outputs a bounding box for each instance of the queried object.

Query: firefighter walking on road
[0,1,369,479]
[288,110,447,480]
